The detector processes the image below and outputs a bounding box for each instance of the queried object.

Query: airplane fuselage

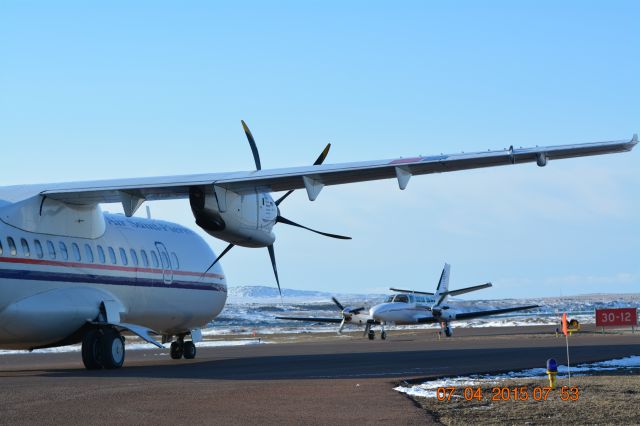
[0,209,226,350]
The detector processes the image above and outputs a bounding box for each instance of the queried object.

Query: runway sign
[595,308,637,327]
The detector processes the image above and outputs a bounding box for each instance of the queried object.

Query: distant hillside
[226,285,384,303]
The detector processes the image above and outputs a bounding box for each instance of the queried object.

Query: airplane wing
[31,135,637,208]
[275,316,343,323]
[453,305,539,320]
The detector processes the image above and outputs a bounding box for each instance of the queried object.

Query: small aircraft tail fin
[433,263,451,306]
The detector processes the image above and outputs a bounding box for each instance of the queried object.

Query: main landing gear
[81,327,125,370]
[366,324,387,340]
[169,336,197,360]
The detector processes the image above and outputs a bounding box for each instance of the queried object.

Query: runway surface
[0,325,638,425]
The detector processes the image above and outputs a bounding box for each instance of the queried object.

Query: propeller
[203,121,350,296]
[331,297,365,334]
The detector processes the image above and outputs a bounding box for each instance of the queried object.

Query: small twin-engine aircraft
[276,263,538,340]
[369,263,538,339]
[0,121,635,369]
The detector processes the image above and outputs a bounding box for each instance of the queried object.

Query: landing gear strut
[81,327,125,370]
[169,337,197,360]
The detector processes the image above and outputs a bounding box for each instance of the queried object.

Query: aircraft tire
[444,326,452,337]
[381,331,387,340]
[170,341,183,359]
[99,328,125,369]
[81,329,102,370]
[183,341,196,359]
[368,330,375,340]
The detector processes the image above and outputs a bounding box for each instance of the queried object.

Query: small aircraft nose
[369,305,386,321]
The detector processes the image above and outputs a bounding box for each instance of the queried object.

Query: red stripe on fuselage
[0,256,224,280]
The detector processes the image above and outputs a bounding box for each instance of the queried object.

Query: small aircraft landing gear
[183,341,196,359]
[81,327,125,370]
[368,329,375,340]
[380,331,387,340]
[444,325,452,337]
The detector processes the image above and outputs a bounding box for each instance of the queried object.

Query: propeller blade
[267,244,281,296]
[275,143,331,206]
[203,243,235,275]
[331,297,345,311]
[337,318,346,334]
[241,120,261,171]
[276,216,351,240]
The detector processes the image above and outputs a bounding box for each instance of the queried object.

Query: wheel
[444,326,452,337]
[99,328,125,369]
[170,341,183,359]
[81,329,102,370]
[368,330,375,340]
[381,331,387,340]
[183,341,196,359]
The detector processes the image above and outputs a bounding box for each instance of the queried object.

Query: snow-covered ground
[394,356,640,398]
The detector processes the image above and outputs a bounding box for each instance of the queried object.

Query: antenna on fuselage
[146,205,152,219]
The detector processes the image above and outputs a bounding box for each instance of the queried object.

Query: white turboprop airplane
[368,263,538,339]
[276,263,537,340]
[0,121,635,369]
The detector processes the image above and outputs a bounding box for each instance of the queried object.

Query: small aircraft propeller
[202,121,350,295]
[332,297,365,334]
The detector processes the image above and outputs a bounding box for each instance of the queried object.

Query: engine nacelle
[189,186,277,248]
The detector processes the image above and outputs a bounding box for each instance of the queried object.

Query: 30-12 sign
[595,308,637,327]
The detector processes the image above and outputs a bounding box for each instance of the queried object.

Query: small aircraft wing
[30,135,636,209]
[453,305,539,320]
[389,287,435,295]
[275,316,343,323]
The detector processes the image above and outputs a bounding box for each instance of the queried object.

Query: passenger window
[97,245,106,263]
[119,248,128,265]
[71,242,81,261]
[140,250,149,267]
[108,247,117,264]
[171,252,180,270]
[129,249,139,266]
[34,240,44,259]
[84,244,94,263]
[59,242,68,260]
[8,237,17,256]
[21,238,30,257]
[150,250,159,268]
[47,240,56,259]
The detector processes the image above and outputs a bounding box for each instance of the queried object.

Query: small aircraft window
[0,239,3,255]
[385,295,395,303]
[119,248,128,266]
[171,252,179,270]
[129,249,139,266]
[47,240,56,259]
[7,237,17,256]
[21,238,30,257]
[140,250,149,267]
[71,243,81,261]
[150,251,159,268]
[97,245,106,264]
[394,294,409,303]
[108,247,117,264]
[59,242,68,260]
[34,240,44,259]
[84,244,94,263]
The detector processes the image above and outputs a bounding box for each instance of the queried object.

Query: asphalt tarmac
[0,325,638,425]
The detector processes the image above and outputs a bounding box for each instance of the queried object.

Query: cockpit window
[394,294,409,303]
[385,295,395,303]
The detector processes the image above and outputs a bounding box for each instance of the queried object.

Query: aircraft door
[154,242,173,285]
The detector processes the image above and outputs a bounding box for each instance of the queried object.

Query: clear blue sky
[1,1,638,298]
